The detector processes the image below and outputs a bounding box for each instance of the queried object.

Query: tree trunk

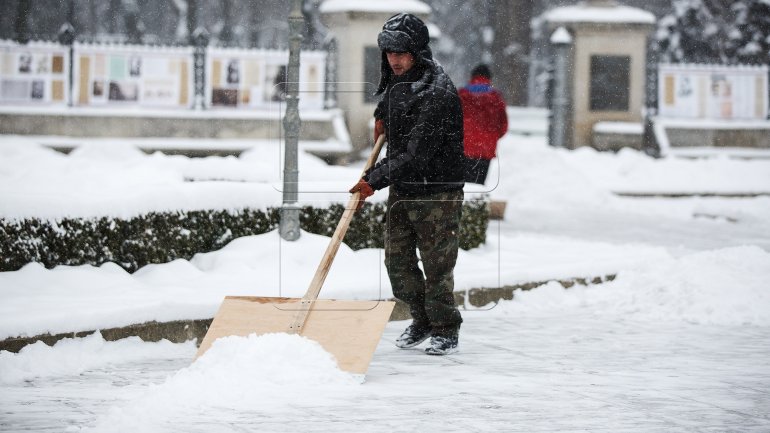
[14,0,31,43]
[491,0,532,106]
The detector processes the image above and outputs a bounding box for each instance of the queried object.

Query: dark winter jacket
[365,61,465,196]
[459,76,508,160]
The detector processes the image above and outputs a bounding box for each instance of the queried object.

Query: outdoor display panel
[659,63,769,120]
[2,41,326,112]
[0,40,69,105]
[73,43,193,108]
[207,48,326,109]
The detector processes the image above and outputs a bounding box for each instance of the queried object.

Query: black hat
[471,64,492,79]
[377,13,429,55]
[375,13,433,95]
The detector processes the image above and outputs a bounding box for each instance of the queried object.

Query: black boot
[425,330,458,355]
[395,322,433,348]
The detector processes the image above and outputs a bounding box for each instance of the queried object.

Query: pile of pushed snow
[85,333,359,432]
[187,333,358,389]
[492,246,770,326]
[0,332,194,385]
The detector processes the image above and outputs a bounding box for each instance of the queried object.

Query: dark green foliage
[0,200,488,273]
[459,199,489,251]
[299,202,389,250]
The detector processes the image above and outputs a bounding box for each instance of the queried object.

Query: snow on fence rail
[658,63,769,120]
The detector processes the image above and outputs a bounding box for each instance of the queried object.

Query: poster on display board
[73,43,193,108]
[207,48,325,109]
[659,64,768,120]
[0,40,69,105]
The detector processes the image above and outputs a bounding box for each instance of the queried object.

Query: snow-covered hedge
[0,200,489,273]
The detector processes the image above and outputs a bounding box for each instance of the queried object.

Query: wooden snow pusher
[195,136,394,375]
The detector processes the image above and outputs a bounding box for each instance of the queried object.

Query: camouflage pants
[385,189,463,334]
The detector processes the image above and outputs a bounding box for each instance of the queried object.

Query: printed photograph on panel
[129,56,141,77]
[30,80,44,99]
[265,64,287,102]
[711,74,733,118]
[212,88,238,106]
[93,80,104,97]
[226,59,240,85]
[36,55,49,74]
[108,81,139,101]
[18,53,32,73]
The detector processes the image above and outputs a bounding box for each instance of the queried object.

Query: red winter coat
[459,76,508,160]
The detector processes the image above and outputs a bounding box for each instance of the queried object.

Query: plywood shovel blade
[196,297,395,375]
[195,136,390,375]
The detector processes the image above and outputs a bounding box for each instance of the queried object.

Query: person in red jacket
[459,64,508,184]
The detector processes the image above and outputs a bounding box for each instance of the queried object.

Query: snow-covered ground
[1,131,770,431]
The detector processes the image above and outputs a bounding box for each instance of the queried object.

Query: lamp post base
[279,204,301,241]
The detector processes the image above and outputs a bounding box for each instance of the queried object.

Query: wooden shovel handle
[361,134,387,178]
[287,134,386,333]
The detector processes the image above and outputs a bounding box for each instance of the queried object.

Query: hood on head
[375,13,434,95]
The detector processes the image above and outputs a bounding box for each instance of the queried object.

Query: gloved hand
[373,119,385,143]
[349,179,374,211]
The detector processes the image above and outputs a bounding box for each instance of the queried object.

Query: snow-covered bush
[0,200,489,273]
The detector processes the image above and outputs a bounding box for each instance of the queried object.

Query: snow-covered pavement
[2,215,769,432]
[2,133,770,432]
[2,302,769,432]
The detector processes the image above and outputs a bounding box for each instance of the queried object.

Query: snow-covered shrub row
[0,200,488,273]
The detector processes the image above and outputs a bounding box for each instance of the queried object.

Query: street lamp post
[549,26,573,149]
[58,23,75,107]
[192,27,209,110]
[280,0,304,241]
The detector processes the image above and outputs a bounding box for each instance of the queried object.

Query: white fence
[0,40,70,105]
[0,39,326,110]
[658,63,768,120]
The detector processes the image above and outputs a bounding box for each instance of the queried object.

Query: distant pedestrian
[459,64,508,185]
[349,13,465,356]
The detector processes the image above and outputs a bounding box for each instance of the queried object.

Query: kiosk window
[590,55,630,111]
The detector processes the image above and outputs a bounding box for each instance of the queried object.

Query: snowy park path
[2,306,769,432]
[2,136,769,431]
